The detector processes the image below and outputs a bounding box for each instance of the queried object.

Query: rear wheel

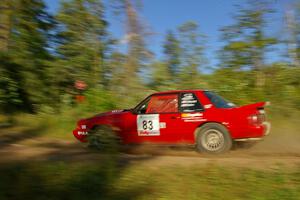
[87,125,119,153]
[196,123,232,154]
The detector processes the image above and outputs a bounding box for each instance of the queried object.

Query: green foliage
[177,21,205,69]
[0,0,53,113]
[207,68,254,106]
[79,88,117,112]
[208,63,300,116]
[219,0,277,88]
[150,61,172,91]
[0,53,23,112]
[176,21,207,88]
[54,0,108,92]
[163,30,181,76]
[0,0,300,116]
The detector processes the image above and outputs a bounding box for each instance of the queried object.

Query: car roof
[153,89,207,95]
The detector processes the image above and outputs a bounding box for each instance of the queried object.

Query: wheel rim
[201,129,224,151]
[91,136,101,148]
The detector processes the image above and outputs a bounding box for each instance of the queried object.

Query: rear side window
[180,93,203,112]
[204,91,234,108]
[146,94,178,113]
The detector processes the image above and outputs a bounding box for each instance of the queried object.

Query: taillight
[249,112,265,125]
[249,114,258,124]
[258,109,266,123]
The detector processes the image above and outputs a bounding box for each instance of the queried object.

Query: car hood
[94,110,124,117]
[79,109,129,123]
[93,109,129,118]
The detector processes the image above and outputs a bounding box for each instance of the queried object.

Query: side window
[146,94,178,114]
[135,97,151,114]
[180,93,203,112]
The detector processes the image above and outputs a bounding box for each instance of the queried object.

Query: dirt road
[0,126,300,170]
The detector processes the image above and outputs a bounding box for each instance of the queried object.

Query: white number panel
[137,114,160,136]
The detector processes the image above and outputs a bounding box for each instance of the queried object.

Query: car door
[133,93,182,144]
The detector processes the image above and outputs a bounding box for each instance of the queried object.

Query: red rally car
[73,90,271,154]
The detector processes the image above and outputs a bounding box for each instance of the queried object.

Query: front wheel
[87,125,119,153]
[196,123,232,154]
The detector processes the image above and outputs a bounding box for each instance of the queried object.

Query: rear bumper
[263,121,271,136]
[232,121,271,141]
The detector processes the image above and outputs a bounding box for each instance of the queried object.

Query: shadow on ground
[0,125,46,149]
[0,157,153,200]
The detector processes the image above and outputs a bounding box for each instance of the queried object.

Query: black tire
[87,125,119,153]
[196,123,232,154]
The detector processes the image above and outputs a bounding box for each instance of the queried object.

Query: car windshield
[204,91,235,108]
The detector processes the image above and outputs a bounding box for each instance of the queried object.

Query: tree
[54,0,108,107]
[0,0,53,113]
[111,0,151,105]
[285,2,300,66]
[177,21,206,88]
[55,0,107,86]
[163,30,181,76]
[0,0,14,51]
[150,61,172,91]
[219,0,277,87]
[106,51,127,92]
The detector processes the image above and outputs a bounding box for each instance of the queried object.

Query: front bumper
[73,128,89,142]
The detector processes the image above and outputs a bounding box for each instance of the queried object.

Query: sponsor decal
[181,93,194,100]
[181,112,204,122]
[181,103,196,107]
[184,119,207,122]
[78,131,88,135]
[181,113,203,118]
[137,114,160,136]
[112,110,123,113]
[159,122,166,129]
[180,93,203,112]
[181,100,197,104]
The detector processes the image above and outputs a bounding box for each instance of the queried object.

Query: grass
[0,109,94,140]
[0,160,299,200]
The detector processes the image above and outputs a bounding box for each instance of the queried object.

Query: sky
[44,0,295,68]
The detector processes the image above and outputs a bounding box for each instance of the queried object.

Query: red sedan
[73,90,270,154]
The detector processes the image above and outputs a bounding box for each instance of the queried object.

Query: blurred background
[0,0,300,199]
[1,0,300,115]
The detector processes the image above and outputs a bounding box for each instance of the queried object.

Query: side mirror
[130,108,137,115]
